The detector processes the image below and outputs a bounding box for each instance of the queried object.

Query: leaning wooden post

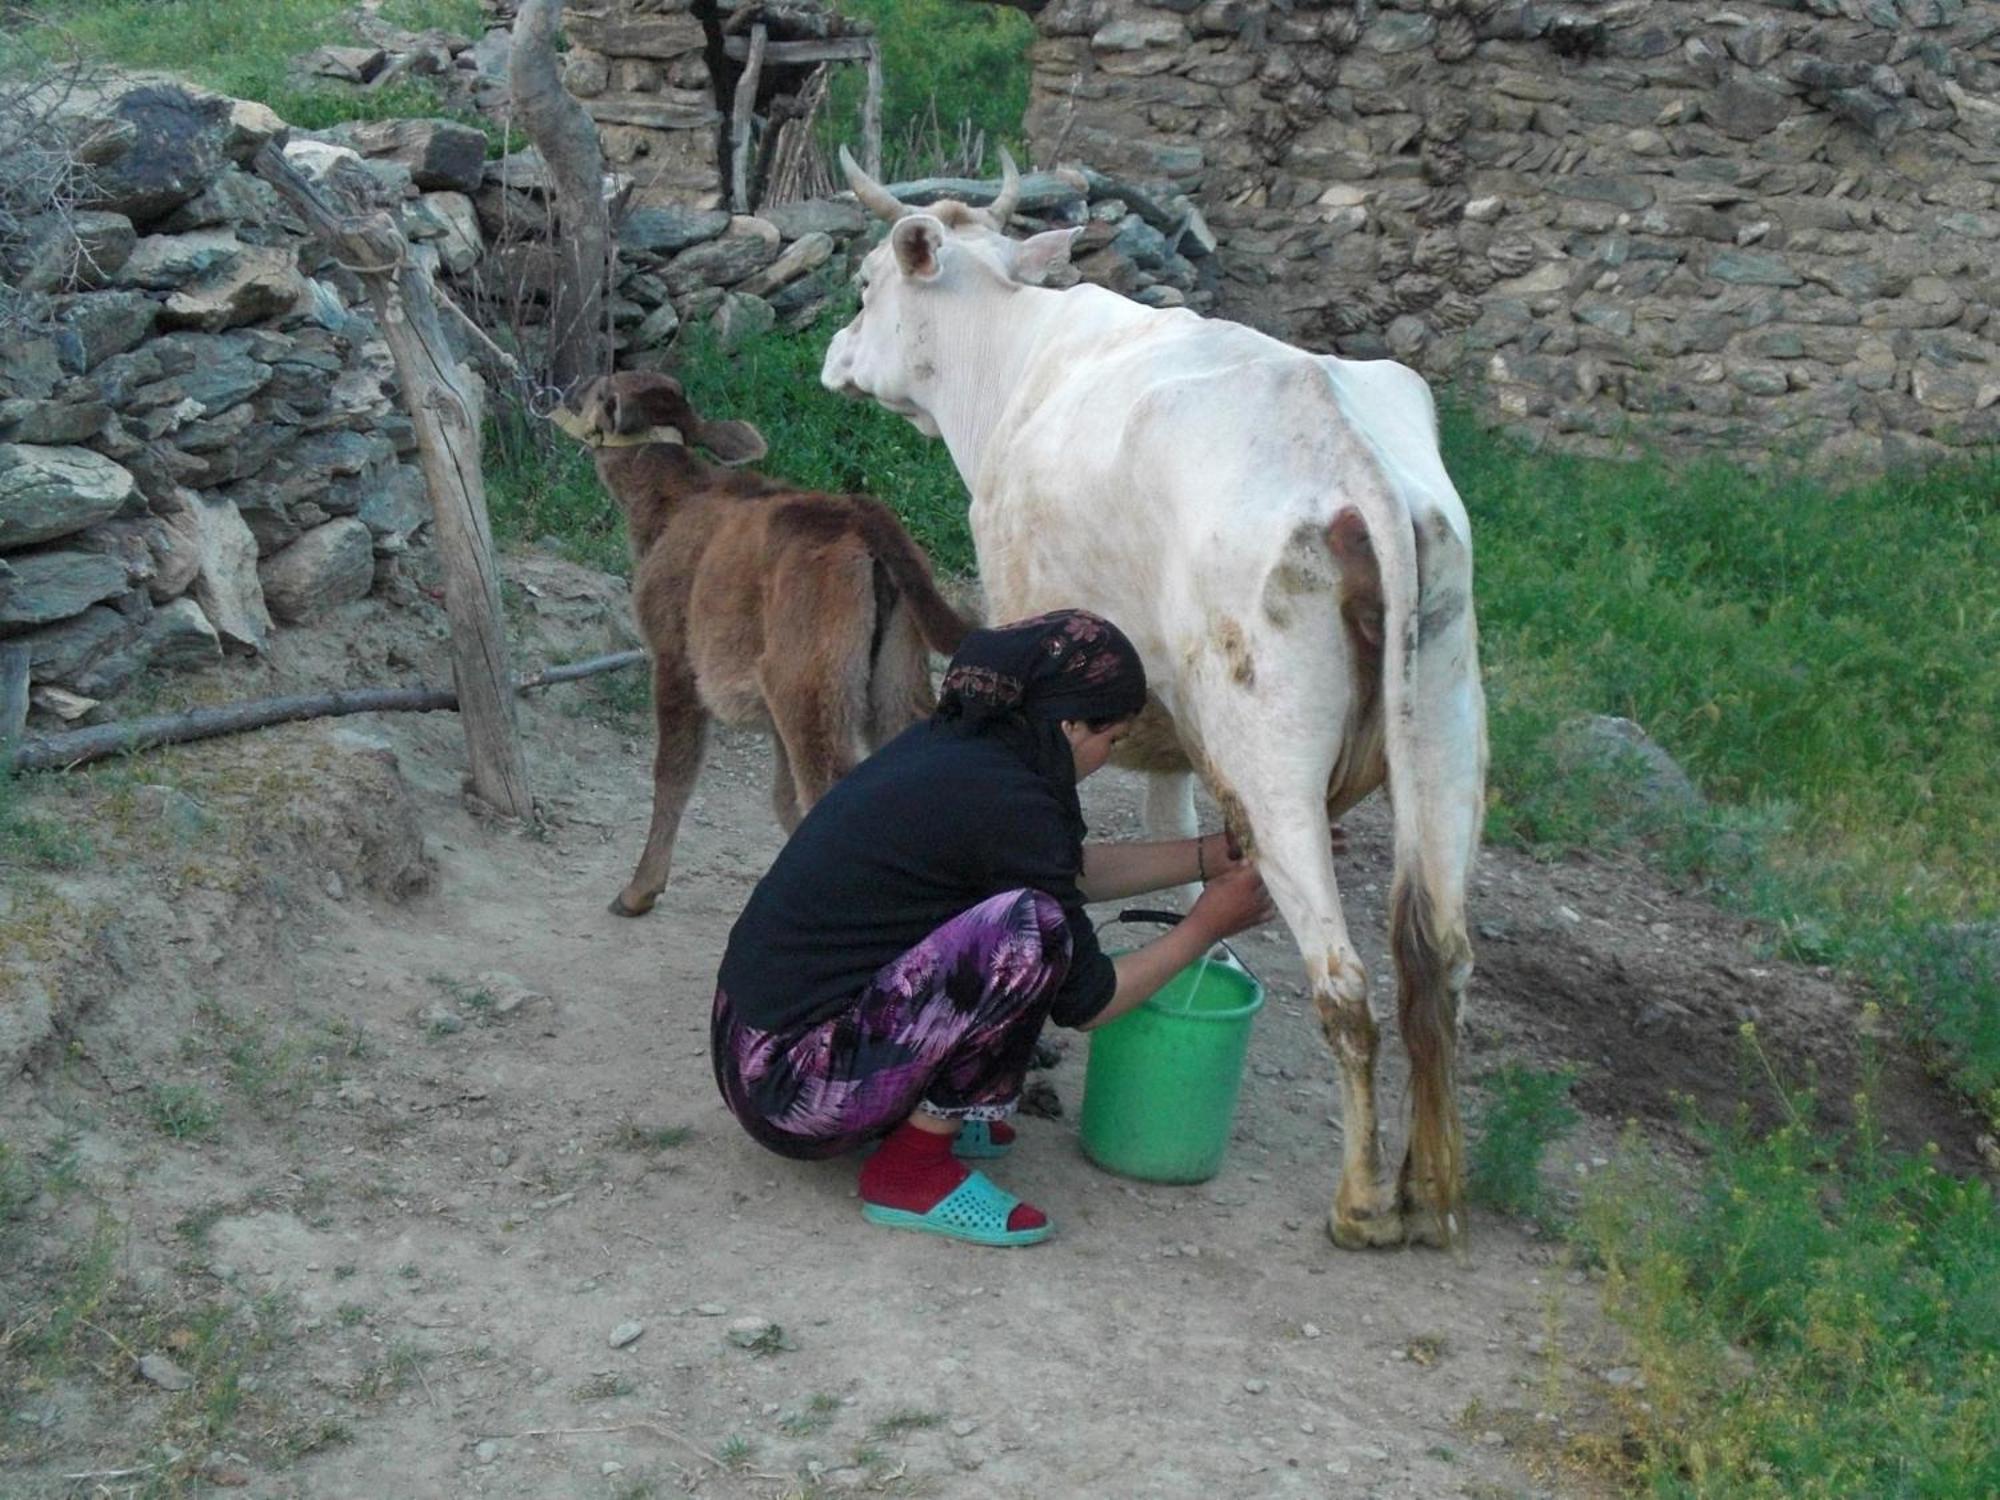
[863,40,884,180]
[731,23,768,212]
[252,145,533,817]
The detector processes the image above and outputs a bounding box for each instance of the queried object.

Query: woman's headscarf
[933,609,1149,860]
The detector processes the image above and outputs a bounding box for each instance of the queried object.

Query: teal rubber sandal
[950,1120,1012,1160]
[861,1172,1052,1247]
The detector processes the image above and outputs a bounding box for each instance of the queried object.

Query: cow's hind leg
[613,652,710,917]
[1212,755,1400,1248]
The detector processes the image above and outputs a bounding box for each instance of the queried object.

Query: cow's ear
[891,216,946,280]
[1012,226,1080,287]
[694,418,768,468]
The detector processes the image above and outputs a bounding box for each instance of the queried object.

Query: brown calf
[555,371,972,916]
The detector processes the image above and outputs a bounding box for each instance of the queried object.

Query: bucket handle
[1110,908,1263,990]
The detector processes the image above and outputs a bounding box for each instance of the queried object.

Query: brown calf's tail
[851,497,974,655]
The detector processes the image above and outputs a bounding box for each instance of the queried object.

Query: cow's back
[974,296,1441,629]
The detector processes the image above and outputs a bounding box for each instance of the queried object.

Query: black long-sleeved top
[717,721,1117,1032]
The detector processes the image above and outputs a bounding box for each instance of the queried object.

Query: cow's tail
[1368,477,1485,1248]
[851,497,975,656]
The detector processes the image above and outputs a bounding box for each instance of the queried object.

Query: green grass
[0,771,96,873]
[1579,1027,2000,1498]
[145,1082,221,1141]
[821,0,1033,180]
[484,408,632,575]
[676,313,975,573]
[870,1407,942,1438]
[1467,1064,1580,1223]
[481,308,974,577]
[609,1117,691,1153]
[3,0,497,140]
[1445,405,2000,1118]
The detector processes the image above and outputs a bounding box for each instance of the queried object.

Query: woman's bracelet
[1196,834,1208,884]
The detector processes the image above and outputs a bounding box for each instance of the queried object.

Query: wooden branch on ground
[510,0,613,396]
[252,143,534,818]
[6,651,645,775]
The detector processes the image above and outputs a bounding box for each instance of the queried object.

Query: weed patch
[0,770,95,873]
[145,1082,221,1142]
[3,0,499,144]
[609,1116,691,1153]
[1468,1064,1581,1223]
[1578,1025,2000,1497]
[871,1407,943,1439]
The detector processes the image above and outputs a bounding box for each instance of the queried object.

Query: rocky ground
[1,552,1984,1500]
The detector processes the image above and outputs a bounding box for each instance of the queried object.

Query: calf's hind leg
[612,653,710,917]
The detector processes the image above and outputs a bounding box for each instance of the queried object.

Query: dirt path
[235,711,1590,1500]
[7,563,1981,1498]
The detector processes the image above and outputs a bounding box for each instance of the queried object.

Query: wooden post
[252,145,534,818]
[510,0,612,396]
[0,642,29,771]
[863,40,884,180]
[731,23,768,213]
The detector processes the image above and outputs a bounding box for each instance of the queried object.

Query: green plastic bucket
[1080,916,1266,1185]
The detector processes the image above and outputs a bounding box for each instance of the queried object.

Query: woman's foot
[861,1121,1046,1235]
[952,1118,1015,1159]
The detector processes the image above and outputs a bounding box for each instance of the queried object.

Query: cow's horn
[988,146,1021,227]
[840,144,908,223]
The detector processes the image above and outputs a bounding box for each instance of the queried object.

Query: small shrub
[610,1117,691,1153]
[1467,1064,1579,1221]
[1579,1033,2000,1497]
[0,1138,37,1227]
[146,1082,221,1141]
[871,1407,943,1438]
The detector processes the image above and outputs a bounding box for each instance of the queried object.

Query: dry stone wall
[1020,0,2000,468]
[1,74,1216,724]
[0,86,441,728]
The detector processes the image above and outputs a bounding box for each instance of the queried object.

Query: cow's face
[820,149,1079,434]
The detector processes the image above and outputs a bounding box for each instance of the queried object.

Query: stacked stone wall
[0,87,441,728]
[1021,0,2000,468]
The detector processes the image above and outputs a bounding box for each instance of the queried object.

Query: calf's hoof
[1328,1204,1406,1250]
[609,889,657,918]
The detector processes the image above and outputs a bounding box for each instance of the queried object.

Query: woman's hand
[1188,864,1276,941]
[1198,829,1248,881]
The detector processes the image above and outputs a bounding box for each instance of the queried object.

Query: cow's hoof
[609,890,656,918]
[1400,1203,1458,1249]
[1328,1205,1405,1250]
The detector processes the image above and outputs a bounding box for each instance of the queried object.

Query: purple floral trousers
[712,889,1072,1160]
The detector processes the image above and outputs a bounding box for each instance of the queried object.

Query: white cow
[823,150,1487,1249]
